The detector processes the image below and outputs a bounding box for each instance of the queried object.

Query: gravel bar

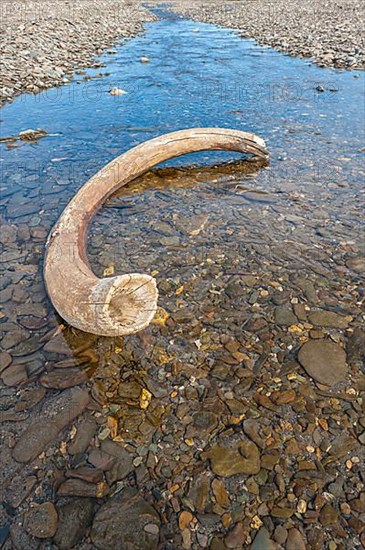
[0,0,156,106]
[169,0,364,70]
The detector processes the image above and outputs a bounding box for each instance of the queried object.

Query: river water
[0,8,364,550]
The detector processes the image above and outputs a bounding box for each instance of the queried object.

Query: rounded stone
[23,502,58,539]
[298,340,347,386]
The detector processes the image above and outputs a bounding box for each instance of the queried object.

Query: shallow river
[0,8,364,550]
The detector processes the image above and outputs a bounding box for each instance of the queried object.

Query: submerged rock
[12,388,89,463]
[23,502,58,539]
[251,527,276,550]
[91,488,160,550]
[298,339,347,386]
[201,441,260,477]
[54,499,94,550]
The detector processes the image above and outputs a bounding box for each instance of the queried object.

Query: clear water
[0,8,364,367]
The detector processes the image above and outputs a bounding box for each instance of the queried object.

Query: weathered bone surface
[44,128,268,336]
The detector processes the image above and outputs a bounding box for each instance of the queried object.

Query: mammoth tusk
[44,128,268,336]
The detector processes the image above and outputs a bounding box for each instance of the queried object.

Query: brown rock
[271,506,295,519]
[251,527,276,550]
[286,528,306,550]
[54,498,94,550]
[211,478,230,508]
[224,523,246,548]
[91,488,160,550]
[68,418,97,455]
[1,364,27,386]
[23,502,58,539]
[319,503,339,526]
[39,368,89,389]
[179,511,193,530]
[13,388,90,463]
[43,334,71,355]
[66,467,104,484]
[298,340,347,386]
[0,351,12,373]
[57,479,109,498]
[202,441,260,477]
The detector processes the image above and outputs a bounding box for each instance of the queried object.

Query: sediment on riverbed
[0,0,156,106]
[168,0,364,70]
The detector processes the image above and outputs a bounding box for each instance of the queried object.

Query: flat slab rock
[91,488,160,550]
[298,339,348,387]
[12,388,90,463]
[201,441,260,477]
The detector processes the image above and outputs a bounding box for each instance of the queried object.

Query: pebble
[224,522,246,548]
[1,364,27,386]
[57,479,109,498]
[319,503,339,526]
[39,367,89,389]
[23,502,58,539]
[0,351,12,373]
[68,418,97,455]
[298,339,348,386]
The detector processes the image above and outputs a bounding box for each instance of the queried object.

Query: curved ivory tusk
[44,128,268,336]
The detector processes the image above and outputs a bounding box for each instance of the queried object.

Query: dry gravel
[0,0,155,106]
[169,0,364,70]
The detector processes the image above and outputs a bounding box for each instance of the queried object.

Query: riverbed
[0,9,364,550]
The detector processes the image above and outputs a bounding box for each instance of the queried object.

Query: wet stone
[319,503,339,526]
[274,305,297,326]
[57,479,109,498]
[251,527,276,550]
[12,388,90,463]
[211,478,230,508]
[201,441,260,477]
[54,498,94,550]
[66,466,104,484]
[286,528,306,550]
[68,418,97,455]
[308,309,351,328]
[298,339,348,386]
[224,522,245,548]
[347,328,365,365]
[91,488,160,550]
[1,364,27,386]
[23,502,58,539]
[6,475,37,508]
[192,410,218,432]
[39,367,89,389]
[346,256,365,273]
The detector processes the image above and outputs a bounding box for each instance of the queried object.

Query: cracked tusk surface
[44,127,268,336]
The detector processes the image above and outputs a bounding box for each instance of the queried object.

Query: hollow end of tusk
[88,274,158,337]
